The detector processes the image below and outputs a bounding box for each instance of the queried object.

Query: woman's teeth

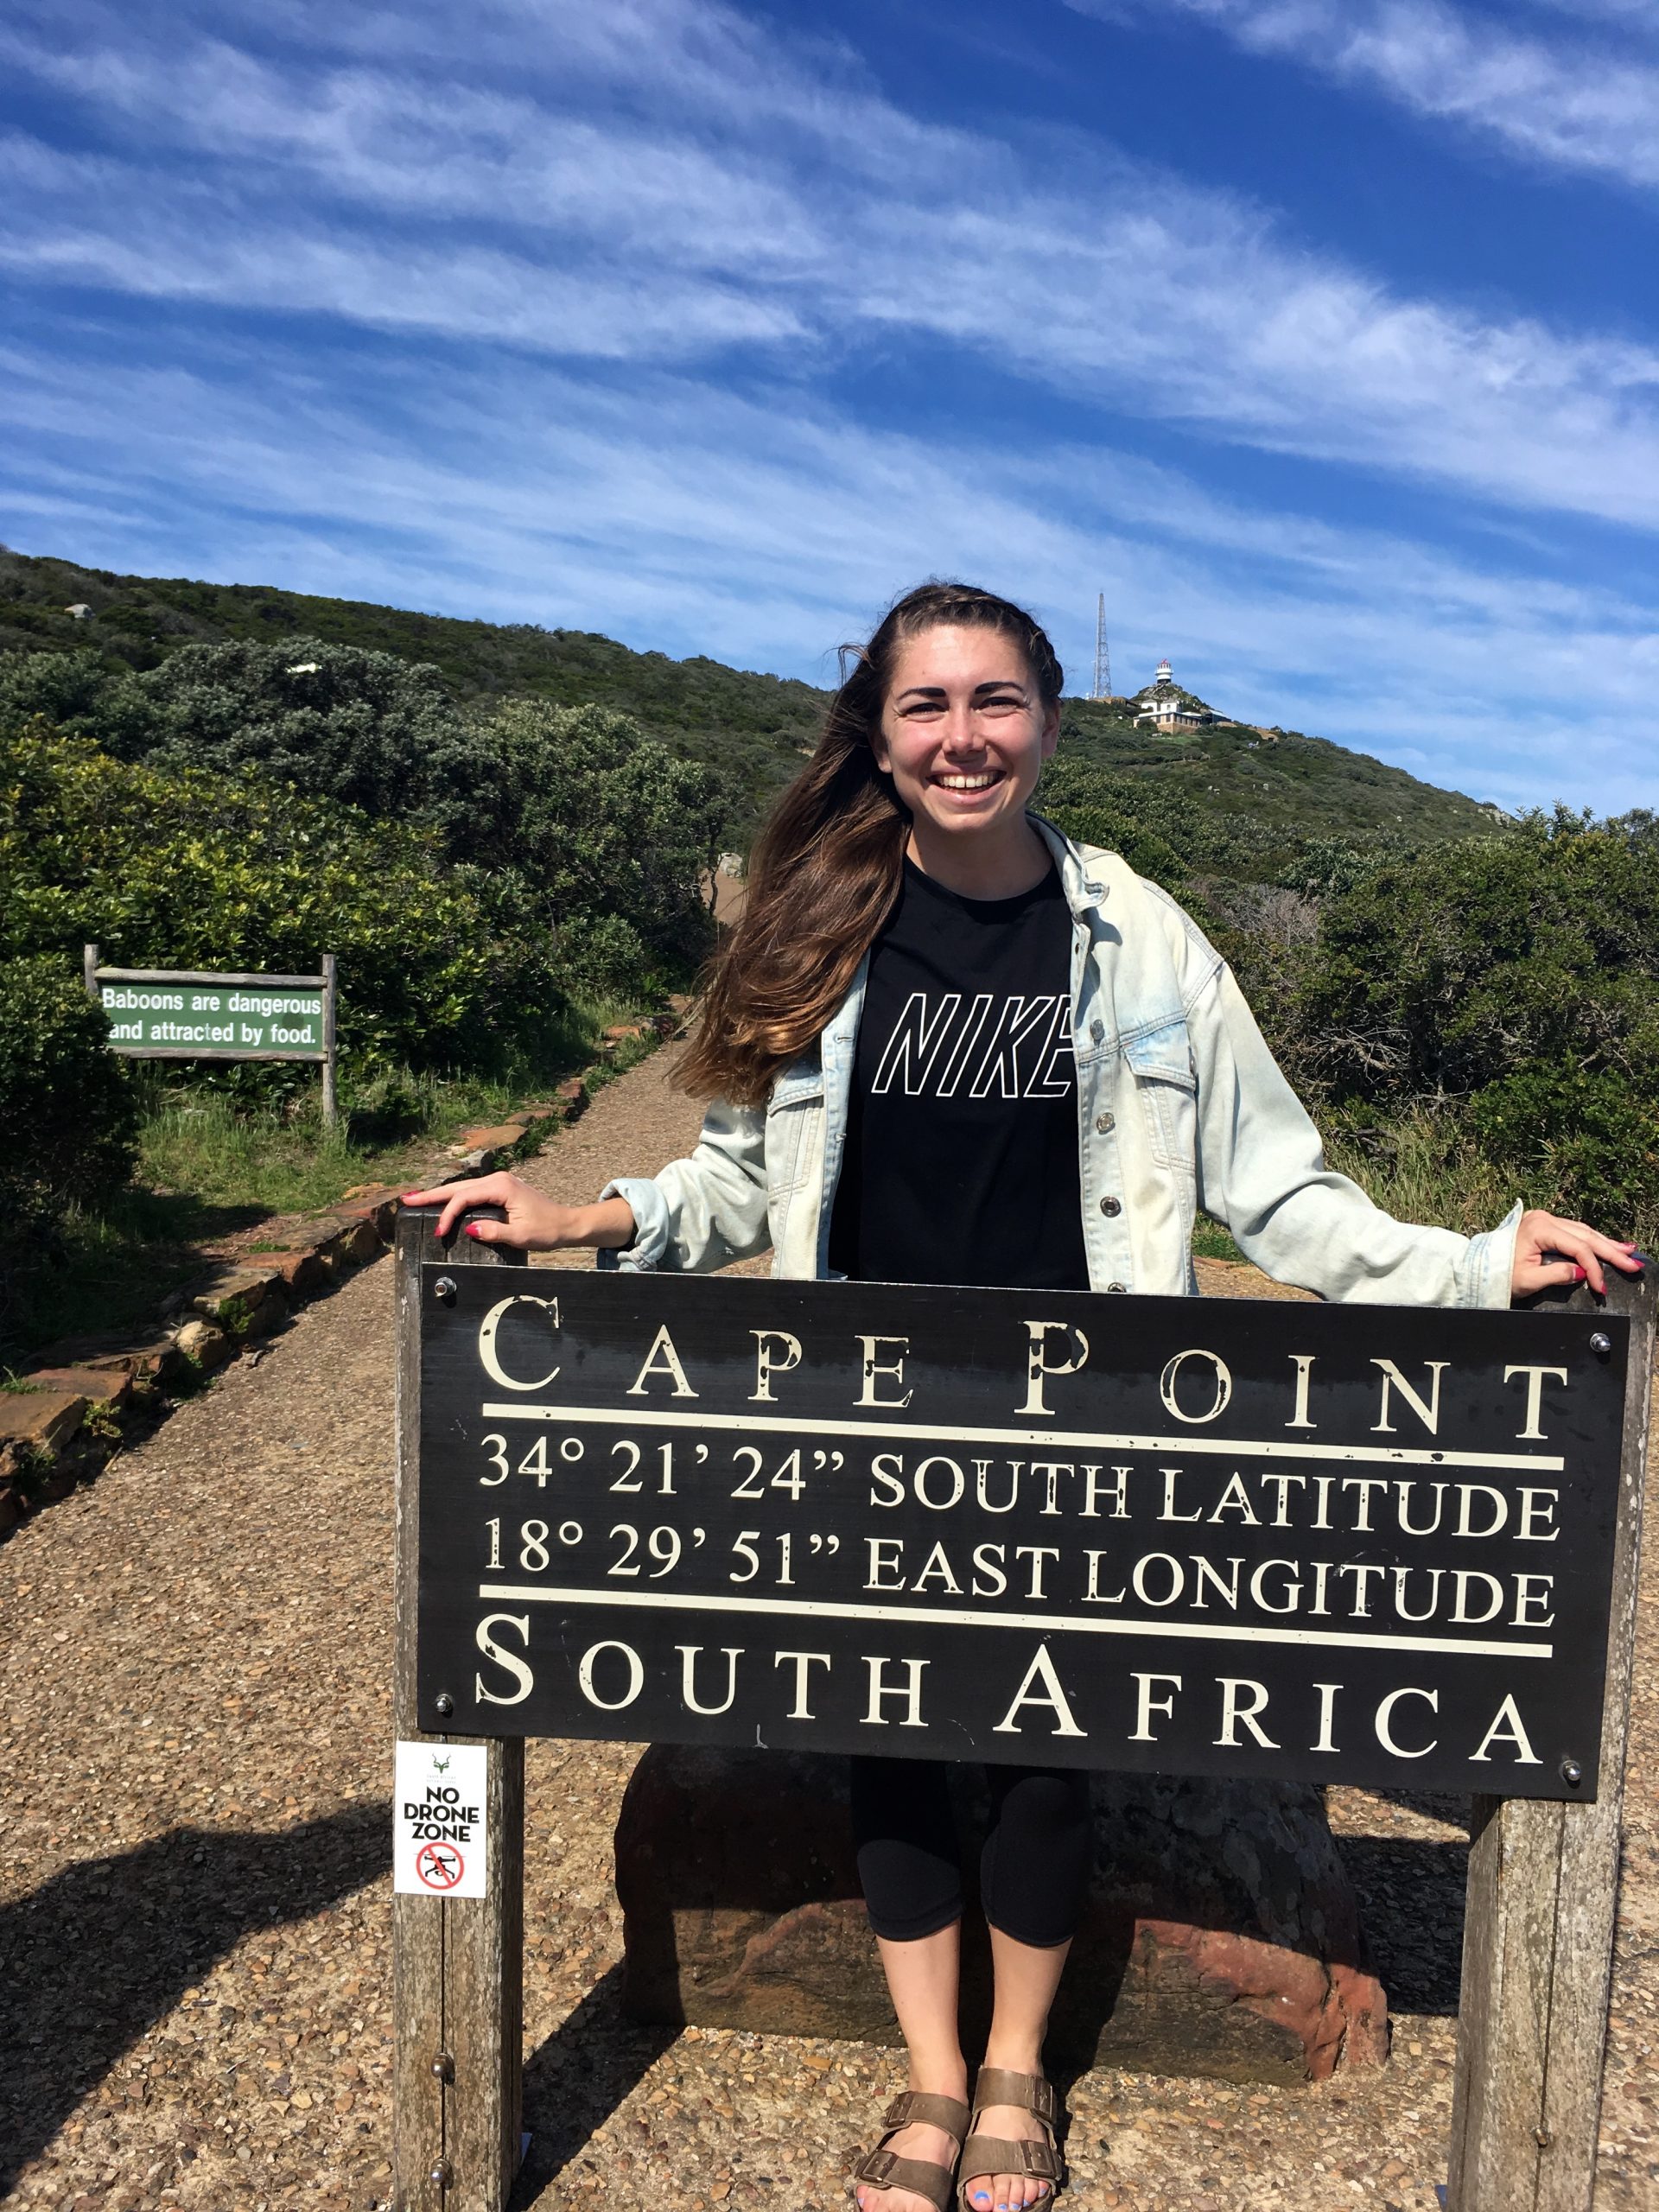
[936,772,999,790]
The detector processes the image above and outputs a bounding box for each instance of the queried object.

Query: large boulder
[614,1748,1387,2084]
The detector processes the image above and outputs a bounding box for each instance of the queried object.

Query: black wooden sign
[416,1269,1628,1799]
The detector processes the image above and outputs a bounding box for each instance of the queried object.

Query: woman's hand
[398,1172,637,1253]
[1510,1209,1645,1299]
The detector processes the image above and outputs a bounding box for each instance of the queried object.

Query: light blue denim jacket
[603,822,1521,1307]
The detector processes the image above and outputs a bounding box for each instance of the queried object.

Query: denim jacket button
[1095,1112,1115,1135]
[1100,1195,1122,1217]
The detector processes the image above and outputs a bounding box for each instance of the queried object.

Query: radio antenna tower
[1091,593,1112,702]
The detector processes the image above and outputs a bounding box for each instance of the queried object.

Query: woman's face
[872,623,1058,846]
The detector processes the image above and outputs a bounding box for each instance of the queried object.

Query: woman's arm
[397,1175,635,1251]
[400,1093,776,1268]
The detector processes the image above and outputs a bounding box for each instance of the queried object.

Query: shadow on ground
[513,1964,678,2206]
[0,1802,388,2184]
[1335,1834,1469,2015]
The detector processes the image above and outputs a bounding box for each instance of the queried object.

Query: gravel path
[3,1042,1654,2210]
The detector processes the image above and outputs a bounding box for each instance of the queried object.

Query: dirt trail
[2,1042,1653,2210]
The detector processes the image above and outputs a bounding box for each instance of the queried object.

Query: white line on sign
[474,1580,1554,1661]
[478,1402,1563,1474]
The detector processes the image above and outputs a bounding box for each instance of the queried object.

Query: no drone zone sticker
[394,1740,489,1897]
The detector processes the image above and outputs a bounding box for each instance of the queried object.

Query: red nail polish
[464,1223,481,1238]
[1571,1264,1586,1281]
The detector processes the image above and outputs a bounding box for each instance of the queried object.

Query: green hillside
[0,545,1500,851]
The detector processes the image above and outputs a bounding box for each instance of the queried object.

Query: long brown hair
[678,581,1065,1105]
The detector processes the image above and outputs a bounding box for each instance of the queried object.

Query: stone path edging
[0,1020,672,1539]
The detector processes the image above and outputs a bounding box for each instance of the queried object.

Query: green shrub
[0,650,162,759]
[474,699,723,985]
[4,647,723,1001]
[0,953,136,1345]
[1,722,564,1078]
[1258,810,1659,1234]
[136,635,477,828]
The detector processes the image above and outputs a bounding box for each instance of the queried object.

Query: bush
[1,723,565,1078]
[1256,810,1659,1233]
[4,647,725,1001]
[136,635,477,829]
[0,650,162,759]
[474,699,723,986]
[0,955,136,1238]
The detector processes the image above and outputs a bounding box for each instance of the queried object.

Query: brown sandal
[849,2090,973,2212]
[955,2069,1065,2209]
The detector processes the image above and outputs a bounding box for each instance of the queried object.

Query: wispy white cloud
[3,329,1653,814]
[1069,0,1659,192]
[4,3,1659,533]
[2,0,1656,816]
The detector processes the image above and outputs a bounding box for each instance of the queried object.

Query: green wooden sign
[84,947,340,1122]
[98,978,325,1058]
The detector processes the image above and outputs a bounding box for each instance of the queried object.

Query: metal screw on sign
[1535,2127,1554,2149]
[1589,1331,1612,1356]
[434,1276,458,1305]
[434,1693,455,1718]
[431,2050,454,2082]
[1560,1758,1584,1787]
[429,2158,452,2189]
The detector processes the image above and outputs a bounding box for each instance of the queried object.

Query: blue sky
[2,0,1656,813]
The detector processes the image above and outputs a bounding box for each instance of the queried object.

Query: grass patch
[1192,1214,1244,1264]
[1,999,654,1368]
[1324,1106,1512,1240]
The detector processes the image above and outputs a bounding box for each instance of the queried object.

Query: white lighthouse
[1134,656,1214,733]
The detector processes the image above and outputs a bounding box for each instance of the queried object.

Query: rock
[29,1329,187,1389]
[251,1249,329,1296]
[315,1217,384,1269]
[24,1364,134,1410]
[174,1319,232,1370]
[614,1748,1388,2084]
[453,1122,524,1154]
[332,1186,401,1238]
[188,1265,289,1337]
[556,1077,587,1120]
[0,1389,89,1478]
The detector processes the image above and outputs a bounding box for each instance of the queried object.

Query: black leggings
[849,1758,1091,1948]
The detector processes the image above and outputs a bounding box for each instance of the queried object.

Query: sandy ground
[2,1042,1653,2210]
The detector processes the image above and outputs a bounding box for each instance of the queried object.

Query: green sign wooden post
[84,944,340,1127]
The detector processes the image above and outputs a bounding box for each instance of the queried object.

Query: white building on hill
[1134,657,1214,732]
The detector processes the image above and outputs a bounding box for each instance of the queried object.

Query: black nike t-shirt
[826,857,1089,1291]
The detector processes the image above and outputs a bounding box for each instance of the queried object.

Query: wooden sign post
[83,944,340,1126]
[1448,1267,1654,2212]
[391,1217,1652,2212]
[393,1207,525,2212]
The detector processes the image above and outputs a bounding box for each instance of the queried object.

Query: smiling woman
[404,577,1640,2212]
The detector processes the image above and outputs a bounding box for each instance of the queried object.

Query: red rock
[315,1217,384,1268]
[453,1123,524,1154]
[30,1330,186,1388]
[0,1389,89,1481]
[615,1749,1388,2084]
[23,1364,133,1410]
[331,1185,400,1238]
[187,1263,289,1335]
